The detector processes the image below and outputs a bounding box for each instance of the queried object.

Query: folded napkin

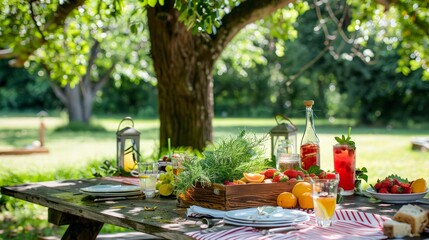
[186,205,226,218]
[102,176,140,186]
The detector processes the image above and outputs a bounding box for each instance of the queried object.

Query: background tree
[1,0,428,151]
[0,1,154,124]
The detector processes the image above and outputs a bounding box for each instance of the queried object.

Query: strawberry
[381,178,394,188]
[309,173,317,178]
[297,170,305,178]
[279,176,289,182]
[373,182,382,191]
[393,178,400,186]
[326,173,337,180]
[288,178,297,182]
[391,185,403,194]
[403,186,412,193]
[264,169,277,179]
[318,171,327,179]
[378,187,389,193]
[399,182,410,188]
[283,169,298,179]
[272,173,283,183]
[224,180,234,185]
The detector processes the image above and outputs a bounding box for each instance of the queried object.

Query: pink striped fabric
[186,209,388,240]
[103,176,140,186]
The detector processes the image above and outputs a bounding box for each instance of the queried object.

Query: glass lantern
[269,114,298,162]
[116,117,141,174]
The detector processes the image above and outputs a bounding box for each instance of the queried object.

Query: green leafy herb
[175,130,269,195]
[334,127,356,150]
[354,167,368,195]
[387,174,409,183]
[356,167,368,183]
[305,165,324,175]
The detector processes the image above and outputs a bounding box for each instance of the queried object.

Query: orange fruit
[298,192,314,209]
[233,179,246,185]
[243,173,265,183]
[277,192,297,208]
[411,178,427,193]
[292,181,312,199]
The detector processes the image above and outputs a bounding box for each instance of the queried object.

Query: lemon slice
[411,178,427,193]
[314,197,336,219]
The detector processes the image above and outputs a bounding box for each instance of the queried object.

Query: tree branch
[8,0,86,67]
[0,49,16,59]
[212,0,295,60]
[288,46,329,82]
[29,0,46,43]
[94,64,116,93]
[82,39,101,95]
[41,62,67,105]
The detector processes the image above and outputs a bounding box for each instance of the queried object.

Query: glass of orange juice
[311,176,339,227]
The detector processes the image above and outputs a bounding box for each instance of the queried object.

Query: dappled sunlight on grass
[1,115,429,239]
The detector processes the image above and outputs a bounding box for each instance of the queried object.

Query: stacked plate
[224,206,309,227]
[80,184,141,197]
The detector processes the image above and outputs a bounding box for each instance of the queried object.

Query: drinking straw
[168,138,171,160]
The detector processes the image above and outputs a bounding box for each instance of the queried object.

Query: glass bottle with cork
[300,100,320,170]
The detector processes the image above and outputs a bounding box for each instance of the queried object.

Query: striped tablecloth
[103,176,140,185]
[103,177,388,239]
[186,209,388,240]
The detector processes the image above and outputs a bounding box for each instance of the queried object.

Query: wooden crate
[178,181,297,210]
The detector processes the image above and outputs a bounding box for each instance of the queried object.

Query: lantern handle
[117,116,134,132]
[275,114,296,128]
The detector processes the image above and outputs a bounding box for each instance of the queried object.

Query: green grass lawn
[0,114,428,239]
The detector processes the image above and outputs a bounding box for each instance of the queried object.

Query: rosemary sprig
[174,130,269,196]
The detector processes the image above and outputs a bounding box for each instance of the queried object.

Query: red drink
[300,143,320,170]
[333,144,356,196]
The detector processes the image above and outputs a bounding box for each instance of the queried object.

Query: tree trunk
[65,83,85,123]
[147,4,214,151]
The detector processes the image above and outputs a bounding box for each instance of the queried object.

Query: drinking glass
[312,177,339,227]
[333,144,356,196]
[278,153,300,172]
[132,162,158,198]
[171,153,184,176]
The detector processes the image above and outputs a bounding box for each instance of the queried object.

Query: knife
[261,225,307,235]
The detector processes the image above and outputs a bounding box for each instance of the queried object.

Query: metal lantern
[116,117,141,173]
[269,114,298,161]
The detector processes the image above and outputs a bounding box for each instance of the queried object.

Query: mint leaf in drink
[334,127,356,150]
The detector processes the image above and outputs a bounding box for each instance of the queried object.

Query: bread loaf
[383,219,411,238]
[392,204,428,236]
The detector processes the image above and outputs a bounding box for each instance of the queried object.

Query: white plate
[81,185,140,193]
[225,207,309,223]
[366,188,428,204]
[80,190,142,197]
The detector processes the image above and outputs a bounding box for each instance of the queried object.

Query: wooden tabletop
[1,178,428,240]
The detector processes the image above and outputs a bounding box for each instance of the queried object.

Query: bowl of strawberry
[366,175,428,204]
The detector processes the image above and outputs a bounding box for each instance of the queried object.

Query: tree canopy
[1,0,428,151]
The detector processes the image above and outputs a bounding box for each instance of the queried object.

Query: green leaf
[306,165,323,175]
[148,0,157,7]
[334,127,356,150]
[387,174,409,183]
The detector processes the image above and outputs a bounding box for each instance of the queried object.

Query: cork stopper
[304,100,314,107]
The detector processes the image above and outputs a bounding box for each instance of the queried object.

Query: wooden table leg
[48,208,104,240]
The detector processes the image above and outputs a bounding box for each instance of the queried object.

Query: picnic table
[1,178,428,240]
